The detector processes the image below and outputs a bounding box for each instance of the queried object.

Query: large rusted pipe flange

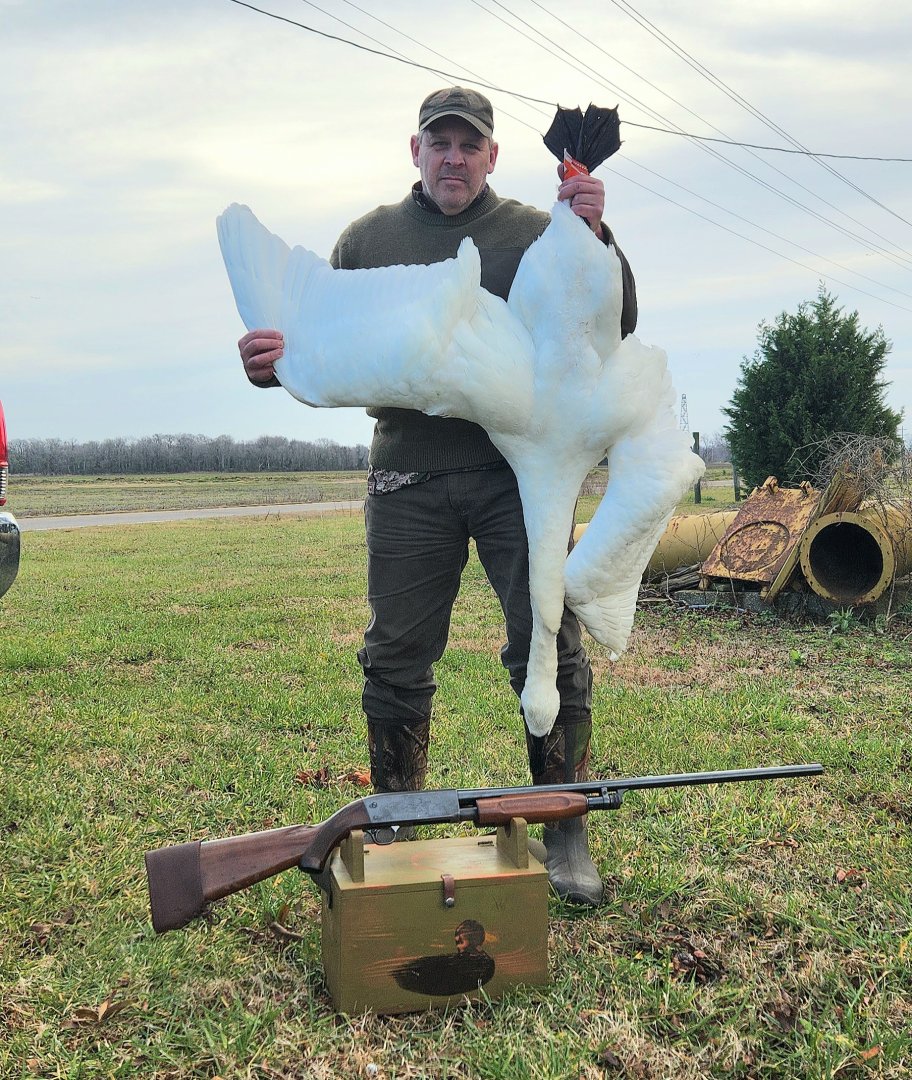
[799,511,894,605]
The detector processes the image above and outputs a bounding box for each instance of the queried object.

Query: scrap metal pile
[643,438,912,610]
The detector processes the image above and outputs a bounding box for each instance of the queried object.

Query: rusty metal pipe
[799,506,912,605]
[575,509,738,582]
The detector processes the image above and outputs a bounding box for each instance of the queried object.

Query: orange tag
[563,150,589,179]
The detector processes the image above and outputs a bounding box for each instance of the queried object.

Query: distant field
[11,466,736,519]
[10,471,368,517]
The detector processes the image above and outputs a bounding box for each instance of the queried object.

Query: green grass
[2,496,910,1078]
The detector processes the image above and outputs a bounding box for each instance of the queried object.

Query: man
[239,87,637,905]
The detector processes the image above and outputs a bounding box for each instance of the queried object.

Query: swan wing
[217,203,291,332]
[217,203,534,425]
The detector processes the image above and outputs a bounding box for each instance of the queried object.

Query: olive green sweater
[330,186,638,472]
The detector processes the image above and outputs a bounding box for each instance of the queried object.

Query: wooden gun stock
[145,803,373,933]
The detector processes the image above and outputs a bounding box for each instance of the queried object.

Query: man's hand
[557,164,605,239]
[239,329,284,385]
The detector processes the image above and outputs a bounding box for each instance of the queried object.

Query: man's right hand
[239,329,284,386]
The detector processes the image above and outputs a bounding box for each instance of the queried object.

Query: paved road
[18,501,365,532]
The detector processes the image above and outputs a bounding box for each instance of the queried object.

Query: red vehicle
[0,399,20,597]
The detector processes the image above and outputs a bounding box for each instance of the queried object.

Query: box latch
[440,873,456,908]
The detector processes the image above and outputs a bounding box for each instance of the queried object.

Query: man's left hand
[557,164,605,238]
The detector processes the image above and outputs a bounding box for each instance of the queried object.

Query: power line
[225,0,556,105]
[480,0,912,267]
[226,0,912,163]
[222,0,912,312]
[618,155,912,302]
[284,0,912,294]
[326,0,548,134]
[610,167,912,315]
[467,0,912,269]
[622,120,912,163]
[605,0,912,228]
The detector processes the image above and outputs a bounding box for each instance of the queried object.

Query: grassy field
[9,473,368,517]
[2,484,910,1078]
[8,466,735,519]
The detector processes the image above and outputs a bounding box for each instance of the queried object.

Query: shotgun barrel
[145,763,823,933]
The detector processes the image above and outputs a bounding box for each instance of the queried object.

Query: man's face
[410,118,498,215]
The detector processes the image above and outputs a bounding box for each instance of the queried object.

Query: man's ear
[410,134,421,168]
[487,140,499,174]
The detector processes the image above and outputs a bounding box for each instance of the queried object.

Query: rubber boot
[526,716,603,905]
[366,717,430,842]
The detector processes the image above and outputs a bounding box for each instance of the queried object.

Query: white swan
[217,200,704,736]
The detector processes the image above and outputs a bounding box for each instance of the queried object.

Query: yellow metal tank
[574,510,738,582]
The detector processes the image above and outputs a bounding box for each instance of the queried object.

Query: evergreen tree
[723,287,901,487]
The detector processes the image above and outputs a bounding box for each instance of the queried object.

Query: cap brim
[418,109,493,139]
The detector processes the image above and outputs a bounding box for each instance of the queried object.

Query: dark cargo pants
[359,466,593,791]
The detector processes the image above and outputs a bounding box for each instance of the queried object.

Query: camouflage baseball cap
[418,86,494,138]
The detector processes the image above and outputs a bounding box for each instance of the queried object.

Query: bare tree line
[10,434,370,475]
[697,433,731,466]
[11,430,730,477]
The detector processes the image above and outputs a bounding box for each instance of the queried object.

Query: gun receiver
[145,763,823,933]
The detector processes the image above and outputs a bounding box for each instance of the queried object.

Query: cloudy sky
[4,0,911,450]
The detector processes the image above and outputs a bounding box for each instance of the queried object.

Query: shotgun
[145,763,823,933]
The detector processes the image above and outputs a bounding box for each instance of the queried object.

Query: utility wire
[617,155,912,302]
[319,0,912,297]
[327,0,547,133]
[226,1,912,162]
[606,0,912,229]
[525,0,912,264]
[225,0,556,105]
[611,167,912,315]
[322,0,906,272]
[224,0,912,309]
[468,0,912,271]
[623,121,912,163]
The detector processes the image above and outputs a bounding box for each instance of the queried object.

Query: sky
[3,0,912,451]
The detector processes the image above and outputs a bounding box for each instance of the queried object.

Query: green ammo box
[320,818,550,1015]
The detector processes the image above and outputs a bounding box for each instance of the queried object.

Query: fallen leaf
[62,998,131,1028]
[340,769,372,787]
[595,1048,624,1070]
[834,866,867,893]
[768,1000,799,1032]
[294,767,331,787]
[268,920,307,942]
[28,923,52,946]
